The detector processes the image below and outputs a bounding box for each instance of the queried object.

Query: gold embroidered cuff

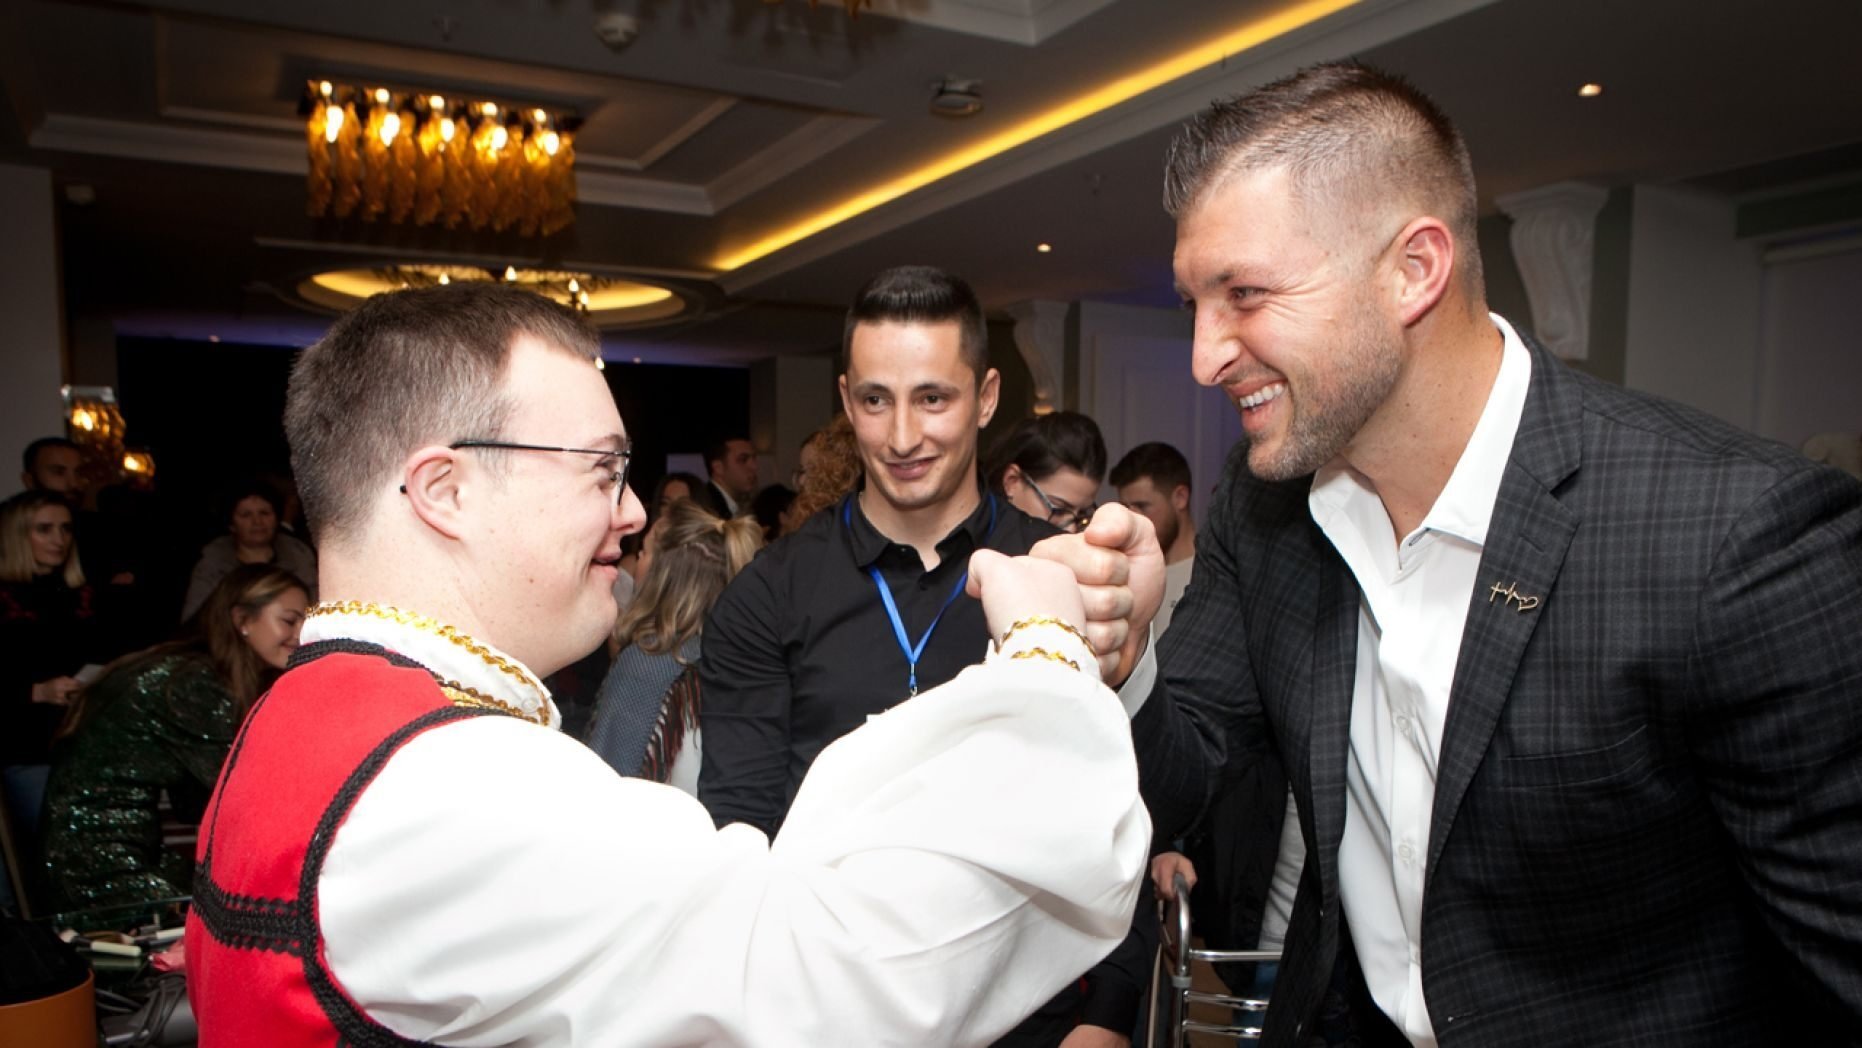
[999,615,1090,651]
[1008,646,1082,674]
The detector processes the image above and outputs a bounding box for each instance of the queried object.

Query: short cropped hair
[22,437,79,477]
[1110,441,1193,495]
[704,437,749,471]
[841,266,988,385]
[285,283,600,543]
[1163,61,1482,294]
[984,411,1108,493]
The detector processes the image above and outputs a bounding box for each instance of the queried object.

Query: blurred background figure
[750,483,795,544]
[181,482,316,620]
[18,437,83,498]
[41,564,308,910]
[0,490,114,913]
[1109,441,1197,635]
[587,500,762,795]
[985,411,1107,534]
[701,436,759,518]
[785,414,862,535]
[617,471,708,604]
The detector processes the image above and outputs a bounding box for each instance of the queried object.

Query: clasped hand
[966,504,1165,684]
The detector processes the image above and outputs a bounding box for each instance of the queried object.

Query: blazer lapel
[1306,543,1360,902]
[1426,338,1582,882]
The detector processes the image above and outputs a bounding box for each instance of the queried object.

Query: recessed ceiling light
[1578,82,1603,98]
[929,78,984,118]
[1036,243,1053,253]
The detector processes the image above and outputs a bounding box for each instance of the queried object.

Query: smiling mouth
[1236,382,1287,410]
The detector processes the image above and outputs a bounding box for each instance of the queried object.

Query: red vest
[184,642,495,1047]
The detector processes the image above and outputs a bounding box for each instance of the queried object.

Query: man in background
[1110,441,1196,634]
[703,436,759,517]
[19,437,83,497]
[701,265,1157,1048]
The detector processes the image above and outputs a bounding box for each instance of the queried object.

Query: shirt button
[1394,715,1410,734]
[1398,842,1415,865]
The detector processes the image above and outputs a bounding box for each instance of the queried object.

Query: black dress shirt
[699,486,1051,834]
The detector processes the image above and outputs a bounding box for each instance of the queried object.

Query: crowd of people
[3,58,1859,1048]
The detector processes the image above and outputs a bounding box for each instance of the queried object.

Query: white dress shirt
[301,608,1148,1046]
[1305,314,1531,1045]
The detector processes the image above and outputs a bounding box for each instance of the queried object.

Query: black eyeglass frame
[449,439,632,506]
[1021,472,1096,532]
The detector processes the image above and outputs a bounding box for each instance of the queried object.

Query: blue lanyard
[846,494,998,697]
[869,566,968,697]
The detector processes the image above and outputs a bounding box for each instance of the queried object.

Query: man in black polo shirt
[700,266,1147,1048]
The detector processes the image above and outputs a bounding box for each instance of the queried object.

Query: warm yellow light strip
[712,0,1363,272]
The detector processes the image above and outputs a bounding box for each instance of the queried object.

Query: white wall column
[0,163,66,499]
[1005,300,1069,414]
[1623,185,1763,431]
[1496,182,1609,361]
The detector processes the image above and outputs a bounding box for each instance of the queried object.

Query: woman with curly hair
[784,413,862,534]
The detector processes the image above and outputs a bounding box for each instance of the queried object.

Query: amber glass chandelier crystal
[302,81,578,236]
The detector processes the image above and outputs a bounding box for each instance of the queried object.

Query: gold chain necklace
[307,601,552,728]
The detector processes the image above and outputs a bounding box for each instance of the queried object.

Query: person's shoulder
[1562,363,1836,489]
[195,534,237,563]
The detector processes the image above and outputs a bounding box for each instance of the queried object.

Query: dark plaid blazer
[1131,335,1862,1046]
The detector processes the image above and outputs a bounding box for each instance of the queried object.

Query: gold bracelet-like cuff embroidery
[1008,646,1083,673]
[999,615,1090,651]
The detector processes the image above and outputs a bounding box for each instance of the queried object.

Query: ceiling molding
[633,97,739,172]
[863,0,1119,45]
[31,112,305,175]
[577,171,714,215]
[706,113,881,211]
[159,105,303,135]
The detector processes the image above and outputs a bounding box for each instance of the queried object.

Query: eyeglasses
[450,439,632,508]
[1022,474,1095,533]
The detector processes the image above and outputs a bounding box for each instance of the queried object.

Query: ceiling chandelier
[301,81,579,236]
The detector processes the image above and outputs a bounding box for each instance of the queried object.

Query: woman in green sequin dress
[41,564,309,911]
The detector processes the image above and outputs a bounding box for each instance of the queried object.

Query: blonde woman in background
[586,500,762,794]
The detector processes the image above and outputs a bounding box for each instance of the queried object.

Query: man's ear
[1170,483,1191,513]
[1390,216,1455,327]
[838,373,853,418]
[976,368,1001,429]
[400,445,469,540]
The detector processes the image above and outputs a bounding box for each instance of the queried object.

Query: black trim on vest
[193,640,518,1048]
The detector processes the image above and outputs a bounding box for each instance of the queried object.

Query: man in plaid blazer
[1119,63,1862,1045]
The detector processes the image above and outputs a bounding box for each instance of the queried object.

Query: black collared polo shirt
[697,485,1054,836]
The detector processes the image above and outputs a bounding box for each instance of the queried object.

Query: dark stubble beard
[1247,302,1403,483]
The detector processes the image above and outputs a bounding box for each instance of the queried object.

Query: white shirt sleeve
[318,651,1150,1047]
[1114,626,1158,720]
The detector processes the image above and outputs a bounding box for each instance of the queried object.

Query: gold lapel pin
[1487,580,1541,613]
